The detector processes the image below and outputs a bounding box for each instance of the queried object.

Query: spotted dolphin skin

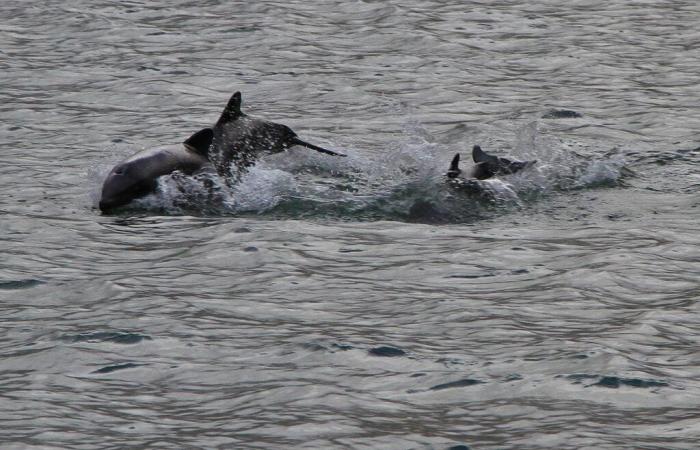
[447,145,536,192]
[98,92,344,212]
[98,128,213,211]
[207,91,345,182]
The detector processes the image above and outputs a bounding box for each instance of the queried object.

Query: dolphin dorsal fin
[472,145,499,165]
[216,91,244,126]
[471,145,536,178]
[450,153,460,170]
[183,128,214,155]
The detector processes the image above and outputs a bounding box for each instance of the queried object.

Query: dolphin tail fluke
[289,137,347,157]
[183,128,214,155]
[447,153,461,178]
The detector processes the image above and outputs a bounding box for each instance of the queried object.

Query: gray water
[2,1,700,449]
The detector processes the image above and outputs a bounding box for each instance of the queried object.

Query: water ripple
[2,0,700,448]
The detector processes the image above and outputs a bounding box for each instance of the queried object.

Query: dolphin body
[98,92,343,212]
[207,91,343,182]
[446,145,536,193]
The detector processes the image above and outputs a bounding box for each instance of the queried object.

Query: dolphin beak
[289,137,346,157]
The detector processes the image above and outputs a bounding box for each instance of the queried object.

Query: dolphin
[98,92,343,212]
[206,91,345,182]
[99,128,213,211]
[446,145,536,192]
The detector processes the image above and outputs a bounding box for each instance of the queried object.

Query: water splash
[92,121,629,222]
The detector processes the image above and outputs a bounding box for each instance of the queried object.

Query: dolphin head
[248,121,344,156]
[254,121,300,154]
[214,92,346,159]
[99,159,159,211]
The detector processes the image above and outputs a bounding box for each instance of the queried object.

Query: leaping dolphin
[98,92,344,212]
[207,91,344,182]
[447,145,536,192]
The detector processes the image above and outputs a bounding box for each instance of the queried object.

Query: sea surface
[1,1,699,449]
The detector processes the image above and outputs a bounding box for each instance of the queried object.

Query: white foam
[91,120,630,217]
[229,167,298,212]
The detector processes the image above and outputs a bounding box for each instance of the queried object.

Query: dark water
[2,1,700,448]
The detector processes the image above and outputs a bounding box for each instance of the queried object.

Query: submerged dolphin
[207,91,344,182]
[99,92,343,212]
[446,145,536,192]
